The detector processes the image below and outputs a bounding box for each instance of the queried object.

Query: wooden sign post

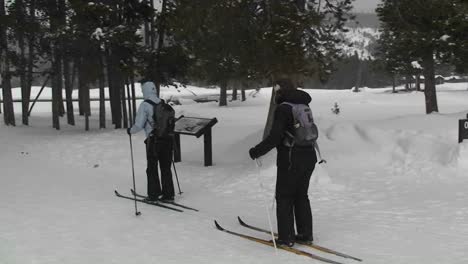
[173,116,218,166]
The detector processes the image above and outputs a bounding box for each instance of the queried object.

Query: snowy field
[1,83,468,264]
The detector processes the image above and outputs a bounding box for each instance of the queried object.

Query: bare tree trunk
[16,0,29,125]
[121,81,128,128]
[77,58,84,116]
[1,71,15,126]
[106,51,122,129]
[113,72,122,129]
[78,58,91,130]
[24,0,36,124]
[56,59,65,118]
[143,0,151,47]
[52,54,61,130]
[150,0,156,50]
[422,53,438,114]
[231,80,238,101]
[154,0,168,97]
[71,62,77,89]
[415,74,421,91]
[219,81,228,106]
[241,84,246,101]
[353,52,361,93]
[130,75,136,121]
[1,45,16,125]
[125,81,133,125]
[105,51,116,125]
[63,60,75,125]
[98,55,106,129]
[392,74,396,93]
[49,2,60,130]
[57,0,65,118]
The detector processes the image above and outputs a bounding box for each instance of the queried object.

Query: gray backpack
[282,102,318,147]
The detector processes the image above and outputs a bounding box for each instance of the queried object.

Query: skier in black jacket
[249,79,323,247]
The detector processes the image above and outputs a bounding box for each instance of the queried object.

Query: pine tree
[168,0,247,106]
[376,0,468,114]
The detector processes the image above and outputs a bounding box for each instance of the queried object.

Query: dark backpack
[281,102,318,147]
[144,99,175,139]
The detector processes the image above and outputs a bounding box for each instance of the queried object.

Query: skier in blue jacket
[127,81,175,201]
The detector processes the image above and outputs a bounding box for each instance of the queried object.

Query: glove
[127,128,132,135]
[248,148,256,160]
[318,159,327,164]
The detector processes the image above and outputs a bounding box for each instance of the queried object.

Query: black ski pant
[145,137,174,199]
[275,147,316,242]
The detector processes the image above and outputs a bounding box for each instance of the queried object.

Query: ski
[214,220,345,264]
[114,190,183,212]
[237,216,362,262]
[131,189,199,212]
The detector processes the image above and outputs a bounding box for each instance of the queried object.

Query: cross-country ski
[114,190,183,212]
[214,220,345,264]
[237,216,362,262]
[131,189,199,211]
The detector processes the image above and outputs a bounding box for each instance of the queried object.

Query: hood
[275,89,312,105]
[142,82,161,104]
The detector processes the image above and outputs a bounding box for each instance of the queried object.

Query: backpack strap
[144,99,157,107]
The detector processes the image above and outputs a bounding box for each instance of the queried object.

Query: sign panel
[173,116,218,166]
[174,117,217,138]
[459,114,468,143]
[460,119,468,143]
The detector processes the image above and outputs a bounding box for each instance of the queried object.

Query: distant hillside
[337,27,380,59]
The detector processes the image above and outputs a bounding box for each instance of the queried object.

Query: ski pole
[171,138,183,195]
[255,159,278,254]
[172,159,183,195]
[314,141,327,164]
[129,134,141,216]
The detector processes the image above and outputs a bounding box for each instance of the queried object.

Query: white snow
[411,61,422,69]
[440,35,450,41]
[1,83,468,264]
[92,28,104,41]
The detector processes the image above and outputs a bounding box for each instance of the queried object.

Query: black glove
[249,148,256,160]
[127,128,132,135]
[318,159,327,164]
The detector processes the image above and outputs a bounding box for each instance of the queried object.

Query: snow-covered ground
[1,83,468,264]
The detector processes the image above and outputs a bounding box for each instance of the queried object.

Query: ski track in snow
[1,83,468,264]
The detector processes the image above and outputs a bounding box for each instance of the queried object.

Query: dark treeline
[1,0,467,129]
[1,0,356,130]
[0,0,180,129]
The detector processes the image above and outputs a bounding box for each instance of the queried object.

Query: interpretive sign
[173,116,218,166]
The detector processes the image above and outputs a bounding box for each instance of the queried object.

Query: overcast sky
[352,0,381,13]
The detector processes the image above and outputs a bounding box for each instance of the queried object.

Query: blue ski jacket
[129,82,162,137]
